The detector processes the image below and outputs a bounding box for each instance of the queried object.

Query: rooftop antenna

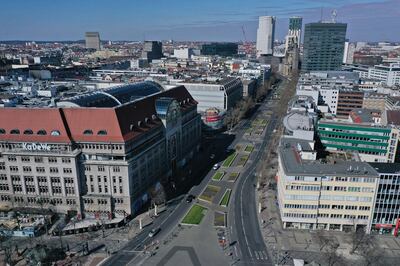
[320,7,323,22]
[331,9,337,23]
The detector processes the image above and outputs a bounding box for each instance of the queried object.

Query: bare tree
[349,228,372,254]
[358,244,386,266]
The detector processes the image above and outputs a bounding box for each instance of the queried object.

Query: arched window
[51,130,61,136]
[97,130,107,135]
[10,129,20,135]
[145,118,149,123]
[83,129,93,135]
[37,129,47,135]
[151,114,157,120]
[23,129,33,135]
[137,121,142,127]
[0,129,5,134]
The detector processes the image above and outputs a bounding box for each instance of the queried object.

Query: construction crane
[241,26,252,54]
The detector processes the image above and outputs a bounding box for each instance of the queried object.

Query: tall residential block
[85,32,101,50]
[256,16,276,57]
[302,23,347,72]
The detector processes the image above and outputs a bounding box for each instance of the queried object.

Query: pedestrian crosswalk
[250,250,269,260]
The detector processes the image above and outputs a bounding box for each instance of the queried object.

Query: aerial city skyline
[1,1,400,266]
[1,0,400,42]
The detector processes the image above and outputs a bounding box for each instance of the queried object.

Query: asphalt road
[103,125,235,266]
[103,79,286,266]
[228,79,287,266]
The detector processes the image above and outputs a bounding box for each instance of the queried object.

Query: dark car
[186,194,195,202]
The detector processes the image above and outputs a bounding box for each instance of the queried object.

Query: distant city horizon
[1,0,399,42]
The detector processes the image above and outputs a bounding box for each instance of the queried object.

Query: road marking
[248,247,253,258]
[234,246,238,257]
[262,251,268,259]
[255,251,260,260]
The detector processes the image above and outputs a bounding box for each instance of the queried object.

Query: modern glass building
[302,23,347,72]
[201,43,238,57]
[369,163,400,236]
[317,120,399,163]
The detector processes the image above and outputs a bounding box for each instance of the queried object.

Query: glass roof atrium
[58,81,164,108]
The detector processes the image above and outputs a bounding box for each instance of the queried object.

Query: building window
[62,158,71,164]
[35,157,43,163]
[8,156,17,162]
[51,130,61,136]
[37,129,47,135]
[49,167,58,173]
[98,166,105,172]
[10,129,20,134]
[23,129,33,135]
[36,167,45,173]
[21,156,30,162]
[48,157,57,163]
[23,166,32,172]
[83,129,93,135]
[97,130,107,135]
[113,166,120,172]
[63,168,72,174]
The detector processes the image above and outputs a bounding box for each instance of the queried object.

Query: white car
[148,228,161,238]
[213,163,220,170]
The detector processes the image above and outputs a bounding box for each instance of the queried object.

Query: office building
[141,41,163,62]
[302,23,347,72]
[317,119,399,163]
[298,71,359,90]
[256,16,276,57]
[368,63,400,86]
[200,43,238,57]
[363,93,395,111]
[85,32,101,50]
[173,48,194,59]
[0,82,202,219]
[336,89,364,117]
[177,77,243,113]
[277,137,379,232]
[343,41,356,64]
[369,163,400,236]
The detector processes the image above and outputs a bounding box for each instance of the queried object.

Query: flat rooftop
[279,137,379,177]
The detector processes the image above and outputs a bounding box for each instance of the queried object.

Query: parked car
[213,163,220,170]
[148,227,161,238]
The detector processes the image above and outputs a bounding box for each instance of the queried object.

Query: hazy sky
[1,0,399,42]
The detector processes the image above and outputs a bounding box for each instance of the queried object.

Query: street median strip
[212,171,225,181]
[181,204,208,225]
[219,189,232,207]
[227,172,239,182]
[222,152,237,167]
[199,185,221,203]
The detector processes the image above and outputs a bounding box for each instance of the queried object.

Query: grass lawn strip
[214,211,226,227]
[219,189,232,207]
[245,145,254,152]
[199,185,221,202]
[227,172,239,182]
[237,155,249,166]
[222,152,237,167]
[181,204,207,225]
[212,171,225,181]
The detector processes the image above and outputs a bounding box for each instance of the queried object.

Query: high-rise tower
[256,16,276,57]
